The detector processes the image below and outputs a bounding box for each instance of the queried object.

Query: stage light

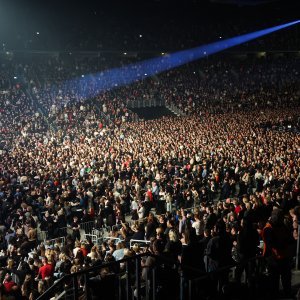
[13,76,17,79]
[36,32,39,35]
[66,20,300,101]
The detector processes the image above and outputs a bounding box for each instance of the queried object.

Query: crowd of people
[0,51,299,299]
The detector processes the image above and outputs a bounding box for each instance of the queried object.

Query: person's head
[7,258,14,269]
[38,280,46,294]
[206,206,213,214]
[42,257,48,265]
[228,213,236,222]
[214,219,226,236]
[148,213,154,222]
[132,243,140,253]
[158,215,165,223]
[123,248,134,257]
[231,226,238,236]
[116,241,125,250]
[168,229,179,242]
[270,208,284,226]
[156,226,164,237]
[4,273,12,282]
[101,242,108,251]
[74,258,81,266]
[152,239,165,255]
[24,273,32,282]
[290,206,300,218]
[108,241,116,252]
[242,196,249,205]
[194,213,200,221]
[89,250,97,260]
[245,202,251,210]
[203,228,211,238]
[183,227,197,245]
[289,208,296,217]
[59,253,66,261]
[167,219,174,228]
[233,198,239,206]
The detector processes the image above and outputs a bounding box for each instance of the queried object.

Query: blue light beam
[67,20,300,100]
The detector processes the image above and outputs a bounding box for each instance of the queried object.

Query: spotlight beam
[66,20,300,100]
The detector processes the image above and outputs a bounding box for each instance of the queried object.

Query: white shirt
[131,200,138,211]
[73,247,80,258]
[192,220,204,236]
[138,207,145,219]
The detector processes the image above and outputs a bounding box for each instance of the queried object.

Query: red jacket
[39,263,54,279]
[4,281,16,293]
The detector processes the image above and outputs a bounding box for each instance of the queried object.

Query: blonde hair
[59,253,66,261]
[169,229,179,242]
[89,251,97,260]
[38,281,46,294]
[7,258,14,269]
[124,248,133,257]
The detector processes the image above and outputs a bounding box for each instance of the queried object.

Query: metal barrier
[102,237,124,244]
[56,226,69,237]
[184,256,264,300]
[37,230,47,241]
[130,239,150,249]
[128,218,147,228]
[37,226,71,242]
[91,227,110,240]
[165,102,186,116]
[84,228,120,246]
[44,237,66,248]
[91,228,104,238]
[37,253,266,300]
[42,203,225,246]
[37,222,119,253]
[80,221,95,234]
[104,225,111,233]
[127,97,165,109]
[49,203,218,243]
[84,234,100,245]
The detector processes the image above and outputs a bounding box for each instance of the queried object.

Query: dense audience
[0,52,299,299]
